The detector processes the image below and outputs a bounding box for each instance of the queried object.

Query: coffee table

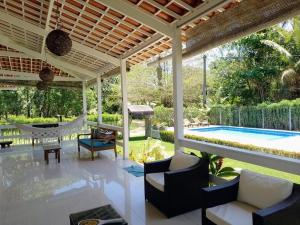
[43,144,61,164]
[69,205,127,225]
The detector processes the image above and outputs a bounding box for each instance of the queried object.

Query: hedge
[87,113,121,125]
[0,114,121,125]
[159,130,300,159]
[208,98,300,130]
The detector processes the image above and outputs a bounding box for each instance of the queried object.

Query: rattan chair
[202,170,300,225]
[144,153,209,218]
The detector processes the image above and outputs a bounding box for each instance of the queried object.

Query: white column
[288,106,292,130]
[97,77,102,124]
[202,55,207,107]
[238,107,241,127]
[262,109,265,128]
[82,81,87,126]
[121,59,129,159]
[172,29,184,152]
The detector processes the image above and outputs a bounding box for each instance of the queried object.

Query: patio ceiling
[0,0,240,83]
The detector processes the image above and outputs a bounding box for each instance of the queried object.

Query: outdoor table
[43,144,61,164]
[69,205,127,225]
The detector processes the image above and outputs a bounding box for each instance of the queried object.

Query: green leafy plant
[201,153,239,177]
[129,137,167,163]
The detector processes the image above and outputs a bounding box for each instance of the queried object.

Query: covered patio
[0,0,300,225]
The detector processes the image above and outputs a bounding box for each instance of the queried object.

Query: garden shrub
[153,106,208,127]
[87,113,121,125]
[153,106,174,127]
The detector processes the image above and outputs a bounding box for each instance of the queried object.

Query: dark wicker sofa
[202,173,300,225]
[77,128,117,160]
[144,155,209,218]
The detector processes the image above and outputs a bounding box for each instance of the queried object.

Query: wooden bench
[77,128,117,160]
[0,141,13,149]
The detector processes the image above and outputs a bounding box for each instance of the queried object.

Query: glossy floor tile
[0,141,202,225]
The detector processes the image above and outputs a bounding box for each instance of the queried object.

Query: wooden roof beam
[98,0,174,38]
[0,70,81,82]
[122,33,164,59]
[0,32,95,80]
[176,0,232,28]
[41,0,55,55]
[0,10,120,66]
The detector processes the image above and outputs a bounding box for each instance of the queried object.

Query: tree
[261,17,300,96]
[209,25,293,105]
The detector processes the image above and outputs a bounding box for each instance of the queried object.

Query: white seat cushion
[206,201,258,225]
[169,151,199,171]
[146,172,165,192]
[238,169,293,209]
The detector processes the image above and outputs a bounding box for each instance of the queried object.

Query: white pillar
[97,77,102,124]
[262,109,265,128]
[238,107,241,127]
[289,106,292,130]
[202,55,207,107]
[82,81,87,126]
[172,29,184,152]
[219,108,222,125]
[121,59,129,159]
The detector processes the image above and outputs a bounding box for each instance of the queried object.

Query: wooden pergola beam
[0,70,81,82]
[0,10,120,66]
[0,32,96,80]
[98,0,174,38]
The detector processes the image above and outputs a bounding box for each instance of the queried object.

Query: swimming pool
[189,126,300,141]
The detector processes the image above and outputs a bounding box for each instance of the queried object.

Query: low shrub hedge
[87,113,121,125]
[159,130,300,159]
[209,98,300,130]
[0,114,121,125]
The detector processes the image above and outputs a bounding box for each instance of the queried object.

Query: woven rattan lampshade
[36,81,48,90]
[39,67,54,82]
[46,29,72,56]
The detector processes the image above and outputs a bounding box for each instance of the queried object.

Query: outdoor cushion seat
[144,151,209,218]
[145,172,165,192]
[78,138,114,148]
[202,169,300,225]
[77,128,117,160]
[206,201,258,225]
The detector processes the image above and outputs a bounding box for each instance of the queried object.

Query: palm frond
[293,17,300,49]
[261,40,292,59]
[281,68,297,84]
[295,60,300,74]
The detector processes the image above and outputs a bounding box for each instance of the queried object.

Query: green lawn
[125,136,300,184]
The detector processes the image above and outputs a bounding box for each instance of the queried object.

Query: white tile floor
[0,141,202,225]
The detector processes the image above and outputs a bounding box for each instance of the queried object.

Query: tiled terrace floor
[0,141,202,225]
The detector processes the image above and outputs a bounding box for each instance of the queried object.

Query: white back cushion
[169,151,199,171]
[237,170,293,209]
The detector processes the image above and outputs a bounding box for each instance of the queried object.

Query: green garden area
[1,17,300,182]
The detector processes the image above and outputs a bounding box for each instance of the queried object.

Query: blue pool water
[190,126,300,141]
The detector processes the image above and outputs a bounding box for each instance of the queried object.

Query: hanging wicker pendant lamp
[39,67,55,82]
[46,4,72,56]
[46,29,72,56]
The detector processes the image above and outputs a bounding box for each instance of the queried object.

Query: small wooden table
[0,141,13,149]
[69,205,127,225]
[43,144,61,164]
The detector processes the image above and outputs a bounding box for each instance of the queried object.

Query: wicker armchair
[202,170,300,225]
[144,152,209,218]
